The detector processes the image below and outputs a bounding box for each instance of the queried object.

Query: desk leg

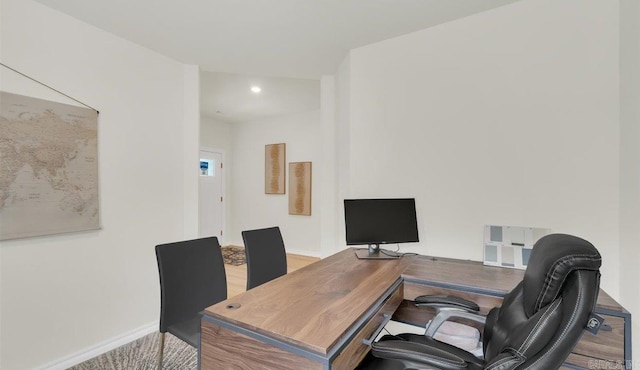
[624,313,632,370]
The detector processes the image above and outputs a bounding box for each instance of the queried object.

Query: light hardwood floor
[224,249,319,298]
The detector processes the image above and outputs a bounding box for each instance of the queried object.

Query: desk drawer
[331,282,404,370]
[201,319,323,370]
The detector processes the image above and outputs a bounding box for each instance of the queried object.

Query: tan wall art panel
[289,162,311,215]
[265,143,285,194]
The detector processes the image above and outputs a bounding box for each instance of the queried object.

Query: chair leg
[157,332,165,370]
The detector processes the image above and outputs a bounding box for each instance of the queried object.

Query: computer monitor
[344,198,419,259]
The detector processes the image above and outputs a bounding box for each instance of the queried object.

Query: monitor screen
[344,198,419,246]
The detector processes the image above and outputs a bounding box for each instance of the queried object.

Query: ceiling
[201,72,320,123]
[34,0,520,123]
[34,0,519,79]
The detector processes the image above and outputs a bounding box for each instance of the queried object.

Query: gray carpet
[70,332,196,370]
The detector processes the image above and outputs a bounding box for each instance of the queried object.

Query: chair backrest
[482,234,601,369]
[156,237,227,333]
[242,226,287,290]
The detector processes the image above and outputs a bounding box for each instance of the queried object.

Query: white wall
[229,110,322,255]
[334,55,352,254]
[345,0,620,296]
[183,66,201,239]
[319,75,340,256]
[619,0,640,360]
[200,116,234,240]
[0,0,194,368]
[201,116,233,154]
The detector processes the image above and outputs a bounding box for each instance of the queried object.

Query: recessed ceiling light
[251,86,261,93]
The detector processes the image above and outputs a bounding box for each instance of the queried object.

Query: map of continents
[0,91,99,240]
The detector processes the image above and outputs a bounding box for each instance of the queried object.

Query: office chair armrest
[371,340,467,370]
[414,295,480,312]
[425,309,486,338]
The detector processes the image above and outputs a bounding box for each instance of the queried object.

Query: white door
[199,149,224,242]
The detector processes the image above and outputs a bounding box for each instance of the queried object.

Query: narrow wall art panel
[265,143,286,194]
[288,162,311,216]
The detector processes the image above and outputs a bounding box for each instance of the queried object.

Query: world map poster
[0,91,100,240]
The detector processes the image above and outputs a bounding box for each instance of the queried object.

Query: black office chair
[155,237,227,370]
[358,234,602,370]
[241,226,287,290]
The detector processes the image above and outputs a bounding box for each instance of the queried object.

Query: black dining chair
[155,237,227,369]
[241,226,288,290]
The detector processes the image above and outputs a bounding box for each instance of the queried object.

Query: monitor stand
[355,244,401,260]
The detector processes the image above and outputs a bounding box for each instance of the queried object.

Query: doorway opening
[199,148,225,243]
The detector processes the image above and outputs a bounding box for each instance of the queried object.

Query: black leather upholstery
[359,233,602,370]
[242,226,288,290]
[522,234,601,317]
[155,237,227,344]
[415,295,480,312]
[367,334,484,370]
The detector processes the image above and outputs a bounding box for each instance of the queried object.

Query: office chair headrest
[523,233,601,317]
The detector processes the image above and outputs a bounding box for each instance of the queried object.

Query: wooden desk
[200,250,631,370]
[201,248,410,369]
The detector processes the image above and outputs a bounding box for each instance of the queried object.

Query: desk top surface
[403,255,525,294]
[403,255,623,312]
[204,248,412,355]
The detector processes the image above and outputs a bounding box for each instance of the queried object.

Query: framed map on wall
[0,91,100,240]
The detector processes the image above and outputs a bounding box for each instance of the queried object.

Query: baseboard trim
[285,248,323,258]
[35,321,158,370]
